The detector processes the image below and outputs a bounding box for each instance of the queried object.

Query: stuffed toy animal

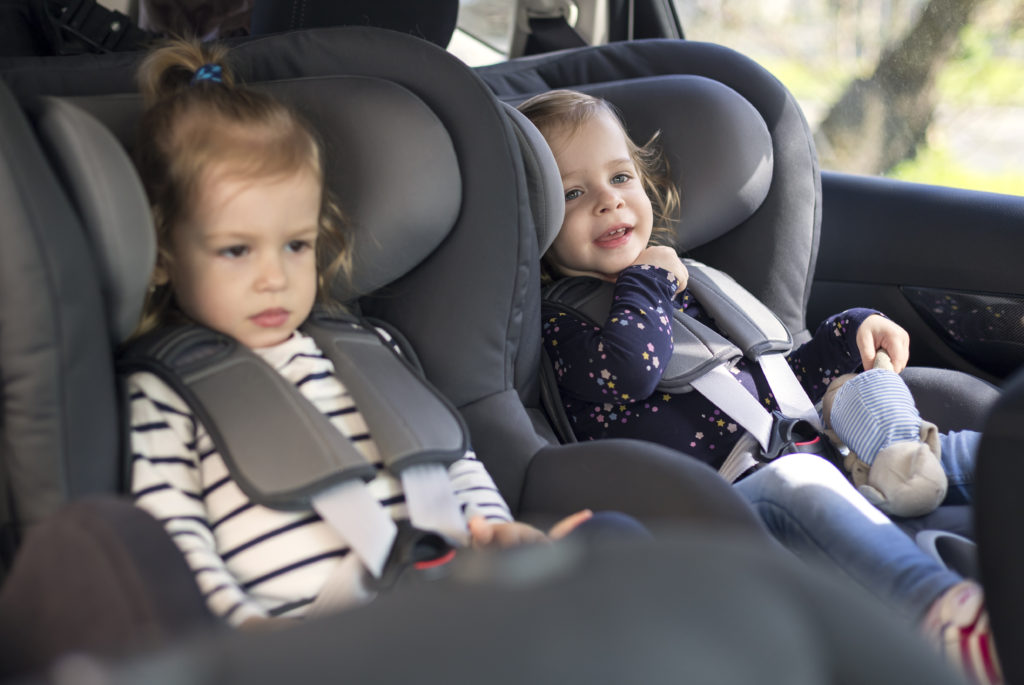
[821,350,948,517]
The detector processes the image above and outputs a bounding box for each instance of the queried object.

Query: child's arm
[542,264,681,403]
[785,308,883,403]
[128,373,269,627]
[448,451,514,524]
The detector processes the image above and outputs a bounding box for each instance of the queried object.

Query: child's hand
[468,510,593,548]
[856,315,910,372]
[632,246,688,295]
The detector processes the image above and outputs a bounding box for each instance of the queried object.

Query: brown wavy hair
[132,38,349,336]
[517,89,680,281]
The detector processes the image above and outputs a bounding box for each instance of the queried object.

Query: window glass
[453,0,515,65]
[672,0,1024,194]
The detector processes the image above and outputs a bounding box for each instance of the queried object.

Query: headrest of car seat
[501,102,565,256]
[583,76,773,252]
[38,76,461,318]
[262,77,462,303]
[34,97,155,343]
[516,75,773,255]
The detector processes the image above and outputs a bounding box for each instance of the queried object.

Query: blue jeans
[733,440,976,621]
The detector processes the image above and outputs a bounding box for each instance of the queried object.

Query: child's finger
[468,516,493,546]
[548,509,593,540]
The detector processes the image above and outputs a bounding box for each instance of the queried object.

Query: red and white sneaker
[923,581,1004,685]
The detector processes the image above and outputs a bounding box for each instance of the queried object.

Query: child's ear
[151,262,170,287]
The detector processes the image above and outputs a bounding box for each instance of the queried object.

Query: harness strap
[303,318,469,548]
[401,464,469,547]
[311,481,397,579]
[690,364,774,451]
[524,15,587,54]
[759,354,822,429]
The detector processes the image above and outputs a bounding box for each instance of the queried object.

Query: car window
[452,0,515,66]
[453,0,1023,195]
[672,0,1024,194]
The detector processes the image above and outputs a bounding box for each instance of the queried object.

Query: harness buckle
[371,520,457,592]
[761,411,844,469]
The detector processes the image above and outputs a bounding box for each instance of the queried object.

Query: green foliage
[887,145,1024,196]
[757,58,851,103]
[940,25,1024,106]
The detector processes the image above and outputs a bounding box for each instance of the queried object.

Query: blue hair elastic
[191,64,223,85]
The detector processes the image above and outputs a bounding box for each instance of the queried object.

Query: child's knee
[762,452,848,490]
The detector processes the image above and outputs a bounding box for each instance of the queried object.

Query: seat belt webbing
[689,365,774,451]
[312,480,397,579]
[402,464,469,547]
[759,353,822,429]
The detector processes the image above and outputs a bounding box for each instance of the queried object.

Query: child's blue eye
[611,173,631,184]
[287,240,313,253]
[564,189,582,201]
[219,245,248,258]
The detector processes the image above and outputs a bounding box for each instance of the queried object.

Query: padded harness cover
[117,316,467,510]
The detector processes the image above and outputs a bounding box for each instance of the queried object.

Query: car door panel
[810,171,1024,384]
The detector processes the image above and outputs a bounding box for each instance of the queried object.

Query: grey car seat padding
[42,76,462,305]
[0,82,122,541]
[975,366,1024,683]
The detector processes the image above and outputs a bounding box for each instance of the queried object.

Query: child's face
[158,165,322,349]
[545,111,654,281]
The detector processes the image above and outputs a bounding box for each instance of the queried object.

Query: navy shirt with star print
[541,264,878,470]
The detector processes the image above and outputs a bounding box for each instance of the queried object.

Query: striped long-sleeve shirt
[130,330,512,626]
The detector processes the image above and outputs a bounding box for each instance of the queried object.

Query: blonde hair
[132,39,349,336]
[517,89,680,280]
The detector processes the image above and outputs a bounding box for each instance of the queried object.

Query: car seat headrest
[261,77,462,303]
[501,102,565,257]
[517,75,773,255]
[37,76,462,325]
[35,96,155,343]
[583,76,773,252]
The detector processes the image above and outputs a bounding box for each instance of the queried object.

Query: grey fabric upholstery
[0,83,121,550]
[10,531,966,685]
[501,103,565,256]
[975,366,1024,683]
[33,96,155,342]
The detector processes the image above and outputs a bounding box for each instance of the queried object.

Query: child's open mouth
[595,225,632,248]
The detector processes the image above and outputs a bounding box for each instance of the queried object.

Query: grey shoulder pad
[303,318,468,473]
[683,260,793,358]
[119,325,376,511]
